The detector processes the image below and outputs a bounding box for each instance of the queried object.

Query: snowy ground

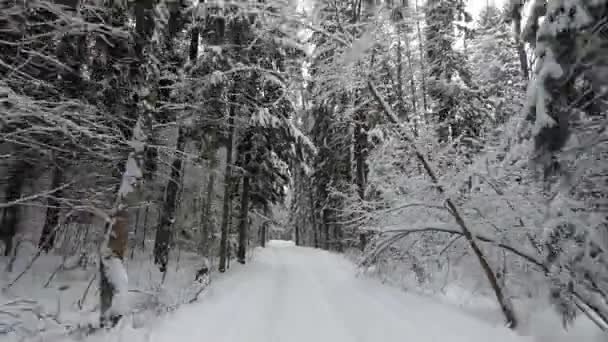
[81,240,534,342]
[0,241,210,341]
[3,240,605,342]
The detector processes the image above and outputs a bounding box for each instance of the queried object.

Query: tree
[523,0,608,328]
[425,0,484,142]
[153,0,190,274]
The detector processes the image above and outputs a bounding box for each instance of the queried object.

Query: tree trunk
[322,208,330,250]
[404,36,418,118]
[100,0,154,327]
[141,204,149,251]
[0,160,27,256]
[39,163,63,252]
[354,115,367,200]
[309,189,319,248]
[100,114,148,327]
[201,168,215,256]
[511,5,529,80]
[218,108,235,273]
[396,25,406,119]
[333,213,343,252]
[359,232,367,251]
[295,223,300,246]
[415,0,428,114]
[100,209,129,327]
[154,128,186,273]
[190,25,199,62]
[260,222,267,247]
[237,174,250,264]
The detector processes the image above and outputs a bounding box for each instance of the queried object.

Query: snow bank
[0,241,211,341]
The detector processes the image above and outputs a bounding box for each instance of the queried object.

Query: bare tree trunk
[100,114,149,327]
[237,174,250,264]
[202,168,215,256]
[100,0,154,327]
[295,197,303,246]
[189,25,199,62]
[511,5,529,80]
[201,168,215,256]
[154,129,185,272]
[404,35,418,116]
[0,160,27,256]
[333,211,343,252]
[396,25,407,119]
[309,189,319,248]
[153,0,187,273]
[354,114,367,200]
[39,163,63,252]
[415,0,428,114]
[322,208,330,250]
[260,221,267,247]
[141,204,149,251]
[359,232,367,251]
[218,108,235,273]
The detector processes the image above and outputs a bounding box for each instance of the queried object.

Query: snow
[117,155,143,198]
[81,242,530,342]
[102,255,129,317]
[0,242,212,341]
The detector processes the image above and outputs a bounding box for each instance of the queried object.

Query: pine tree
[523,0,608,327]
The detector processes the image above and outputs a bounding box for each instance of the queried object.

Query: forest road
[146,240,529,342]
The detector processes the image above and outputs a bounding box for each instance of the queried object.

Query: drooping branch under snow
[364,225,608,330]
[367,80,519,328]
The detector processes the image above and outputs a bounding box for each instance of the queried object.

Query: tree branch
[368,80,518,328]
[0,181,74,209]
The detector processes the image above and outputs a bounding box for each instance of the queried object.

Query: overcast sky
[467,0,506,19]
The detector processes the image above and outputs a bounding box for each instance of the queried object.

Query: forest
[0,0,607,341]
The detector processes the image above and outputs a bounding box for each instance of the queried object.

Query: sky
[467,0,507,19]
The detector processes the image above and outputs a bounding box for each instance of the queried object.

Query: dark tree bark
[0,160,28,256]
[218,107,235,273]
[322,208,330,250]
[201,168,215,256]
[510,3,529,80]
[309,189,319,248]
[154,0,191,271]
[260,221,267,247]
[39,164,63,252]
[354,114,368,200]
[359,233,367,251]
[141,204,149,251]
[189,25,199,62]
[154,129,186,272]
[333,210,343,252]
[237,173,250,264]
[100,0,154,327]
[295,223,300,246]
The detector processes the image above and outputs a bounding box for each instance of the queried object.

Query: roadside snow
[82,241,531,342]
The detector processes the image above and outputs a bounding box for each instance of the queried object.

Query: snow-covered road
[142,241,528,342]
